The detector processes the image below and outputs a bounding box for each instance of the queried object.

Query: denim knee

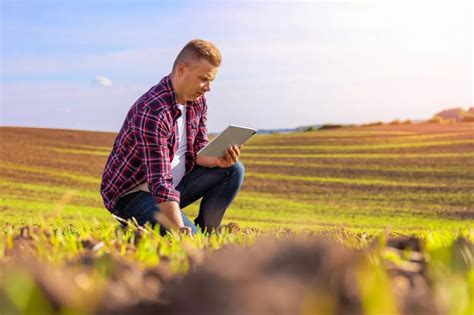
[227,160,245,183]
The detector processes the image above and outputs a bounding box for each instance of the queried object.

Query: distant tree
[432,108,465,122]
[362,121,384,127]
[318,124,343,130]
[427,116,455,124]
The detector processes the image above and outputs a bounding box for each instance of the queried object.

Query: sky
[1,0,472,133]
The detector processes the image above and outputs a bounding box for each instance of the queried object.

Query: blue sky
[1,0,472,132]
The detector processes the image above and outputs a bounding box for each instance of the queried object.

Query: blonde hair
[172,39,222,71]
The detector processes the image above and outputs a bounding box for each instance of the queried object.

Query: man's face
[177,59,218,102]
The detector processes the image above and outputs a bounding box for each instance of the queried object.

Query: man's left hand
[215,145,241,168]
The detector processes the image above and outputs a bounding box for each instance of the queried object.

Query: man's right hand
[179,226,192,236]
[157,200,185,229]
[216,145,242,168]
[156,201,193,236]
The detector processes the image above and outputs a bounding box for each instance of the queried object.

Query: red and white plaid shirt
[100,75,209,213]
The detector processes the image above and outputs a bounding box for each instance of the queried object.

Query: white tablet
[197,124,258,158]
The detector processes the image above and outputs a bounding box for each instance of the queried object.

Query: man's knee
[228,160,245,183]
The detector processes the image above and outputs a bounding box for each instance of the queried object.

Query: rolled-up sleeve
[131,107,180,204]
[193,99,209,155]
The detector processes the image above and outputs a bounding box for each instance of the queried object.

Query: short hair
[172,39,222,72]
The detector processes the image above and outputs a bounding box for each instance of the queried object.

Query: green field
[1,124,473,234]
[1,124,474,315]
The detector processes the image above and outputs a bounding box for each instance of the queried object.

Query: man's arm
[155,201,191,235]
[196,155,219,168]
[158,201,184,228]
[132,107,185,231]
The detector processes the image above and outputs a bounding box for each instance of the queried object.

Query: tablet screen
[197,124,257,158]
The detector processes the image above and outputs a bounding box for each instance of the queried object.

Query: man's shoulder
[135,76,174,111]
[146,76,175,104]
[130,76,176,117]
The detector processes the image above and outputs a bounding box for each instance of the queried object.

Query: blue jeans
[113,161,245,234]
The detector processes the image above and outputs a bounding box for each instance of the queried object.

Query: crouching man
[100,39,244,235]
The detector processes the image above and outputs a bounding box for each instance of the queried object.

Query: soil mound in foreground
[101,238,438,315]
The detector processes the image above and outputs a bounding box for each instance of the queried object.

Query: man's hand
[156,205,193,237]
[195,145,243,169]
[156,210,193,237]
[215,145,241,168]
[157,201,185,229]
[179,226,193,236]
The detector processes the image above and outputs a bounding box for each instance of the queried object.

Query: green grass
[0,179,99,199]
[242,159,470,174]
[0,163,100,184]
[2,125,473,234]
[1,125,472,244]
[244,172,453,187]
[244,139,474,151]
[2,95,474,315]
[242,152,474,159]
[50,147,110,156]
[252,131,473,142]
[2,185,472,234]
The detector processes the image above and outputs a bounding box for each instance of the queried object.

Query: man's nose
[203,82,211,92]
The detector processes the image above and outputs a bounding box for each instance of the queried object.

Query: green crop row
[244,139,474,151]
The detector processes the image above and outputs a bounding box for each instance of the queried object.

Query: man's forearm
[196,155,219,168]
[158,201,184,229]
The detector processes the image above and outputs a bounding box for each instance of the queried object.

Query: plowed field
[1,123,473,315]
[1,123,473,232]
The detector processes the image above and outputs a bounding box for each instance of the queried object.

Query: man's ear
[177,63,187,77]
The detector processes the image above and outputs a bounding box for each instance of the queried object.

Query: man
[100,39,244,235]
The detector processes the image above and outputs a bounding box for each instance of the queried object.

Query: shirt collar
[164,74,199,110]
[161,75,181,120]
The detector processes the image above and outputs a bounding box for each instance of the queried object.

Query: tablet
[197,124,258,158]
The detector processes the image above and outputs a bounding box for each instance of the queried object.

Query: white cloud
[93,76,113,87]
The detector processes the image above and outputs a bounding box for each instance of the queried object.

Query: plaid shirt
[100,75,209,213]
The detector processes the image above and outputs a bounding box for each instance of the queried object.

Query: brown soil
[2,228,456,315]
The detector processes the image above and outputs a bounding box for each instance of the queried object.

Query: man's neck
[170,73,186,104]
